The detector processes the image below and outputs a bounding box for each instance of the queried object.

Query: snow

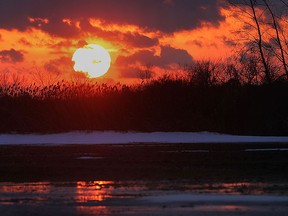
[245,148,288,151]
[0,131,288,145]
[142,193,288,203]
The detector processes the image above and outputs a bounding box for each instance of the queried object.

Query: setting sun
[72,44,111,78]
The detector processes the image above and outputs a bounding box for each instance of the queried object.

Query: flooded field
[1,143,288,215]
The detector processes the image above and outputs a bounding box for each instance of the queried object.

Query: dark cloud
[117,46,193,67]
[0,0,224,37]
[119,67,144,79]
[117,50,157,66]
[227,0,288,7]
[160,46,193,66]
[0,49,24,63]
[41,19,81,38]
[77,40,88,47]
[123,33,159,48]
[226,0,288,18]
[190,40,203,47]
[49,40,73,49]
[44,57,73,74]
[117,46,193,78]
[19,38,32,46]
[222,36,237,47]
[79,19,159,48]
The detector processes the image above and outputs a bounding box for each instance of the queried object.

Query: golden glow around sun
[72,44,111,78]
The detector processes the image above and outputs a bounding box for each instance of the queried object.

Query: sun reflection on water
[74,181,115,215]
[75,181,114,202]
[0,180,286,215]
[76,206,110,215]
[0,182,51,193]
[195,205,250,212]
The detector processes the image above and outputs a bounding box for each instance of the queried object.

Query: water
[1,143,288,215]
[1,180,288,216]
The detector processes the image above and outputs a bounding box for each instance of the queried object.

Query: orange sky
[0,0,286,85]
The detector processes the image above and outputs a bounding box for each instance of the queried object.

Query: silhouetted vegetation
[228,0,288,83]
[1,64,288,135]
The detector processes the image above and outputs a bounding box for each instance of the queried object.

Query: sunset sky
[0,0,286,84]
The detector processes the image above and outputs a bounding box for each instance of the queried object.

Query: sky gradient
[0,0,285,84]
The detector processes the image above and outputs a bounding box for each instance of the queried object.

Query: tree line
[0,74,287,135]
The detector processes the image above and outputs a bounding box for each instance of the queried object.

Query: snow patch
[0,131,288,145]
[142,194,288,203]
[245,148,288,152]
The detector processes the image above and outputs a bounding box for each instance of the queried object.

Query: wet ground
[1,143,288,215]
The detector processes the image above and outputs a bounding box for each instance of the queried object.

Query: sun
[72,44,111,78]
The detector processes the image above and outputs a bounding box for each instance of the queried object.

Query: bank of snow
[1,131,288,145]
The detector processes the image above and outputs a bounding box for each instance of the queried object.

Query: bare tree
[228,0,282,83]
[228,0,288,82]
[263,0,288,78]
[249,0,272,82]
[187,61,218,87]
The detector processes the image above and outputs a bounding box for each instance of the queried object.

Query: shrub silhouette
[0,74,288,135]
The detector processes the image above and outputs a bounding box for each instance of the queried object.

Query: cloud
[118,66,145,79]
[79,19,159,48]
[44,57,73,74]
[117,50,157,66]
[222,36,237,47]
[163,0,174,6]
[123,33,159,48]
[19,38,32,47]
[117,46,193,78]
[49,40,73,49]
[160,46,193,66]
[190,40,203,47]
[0,49,24,63]
[0,0,224,36]
[77,40,88,47]
[41,18,81,38]
[117,46,193,67]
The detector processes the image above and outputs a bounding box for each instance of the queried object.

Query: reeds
[0,75,288,135]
